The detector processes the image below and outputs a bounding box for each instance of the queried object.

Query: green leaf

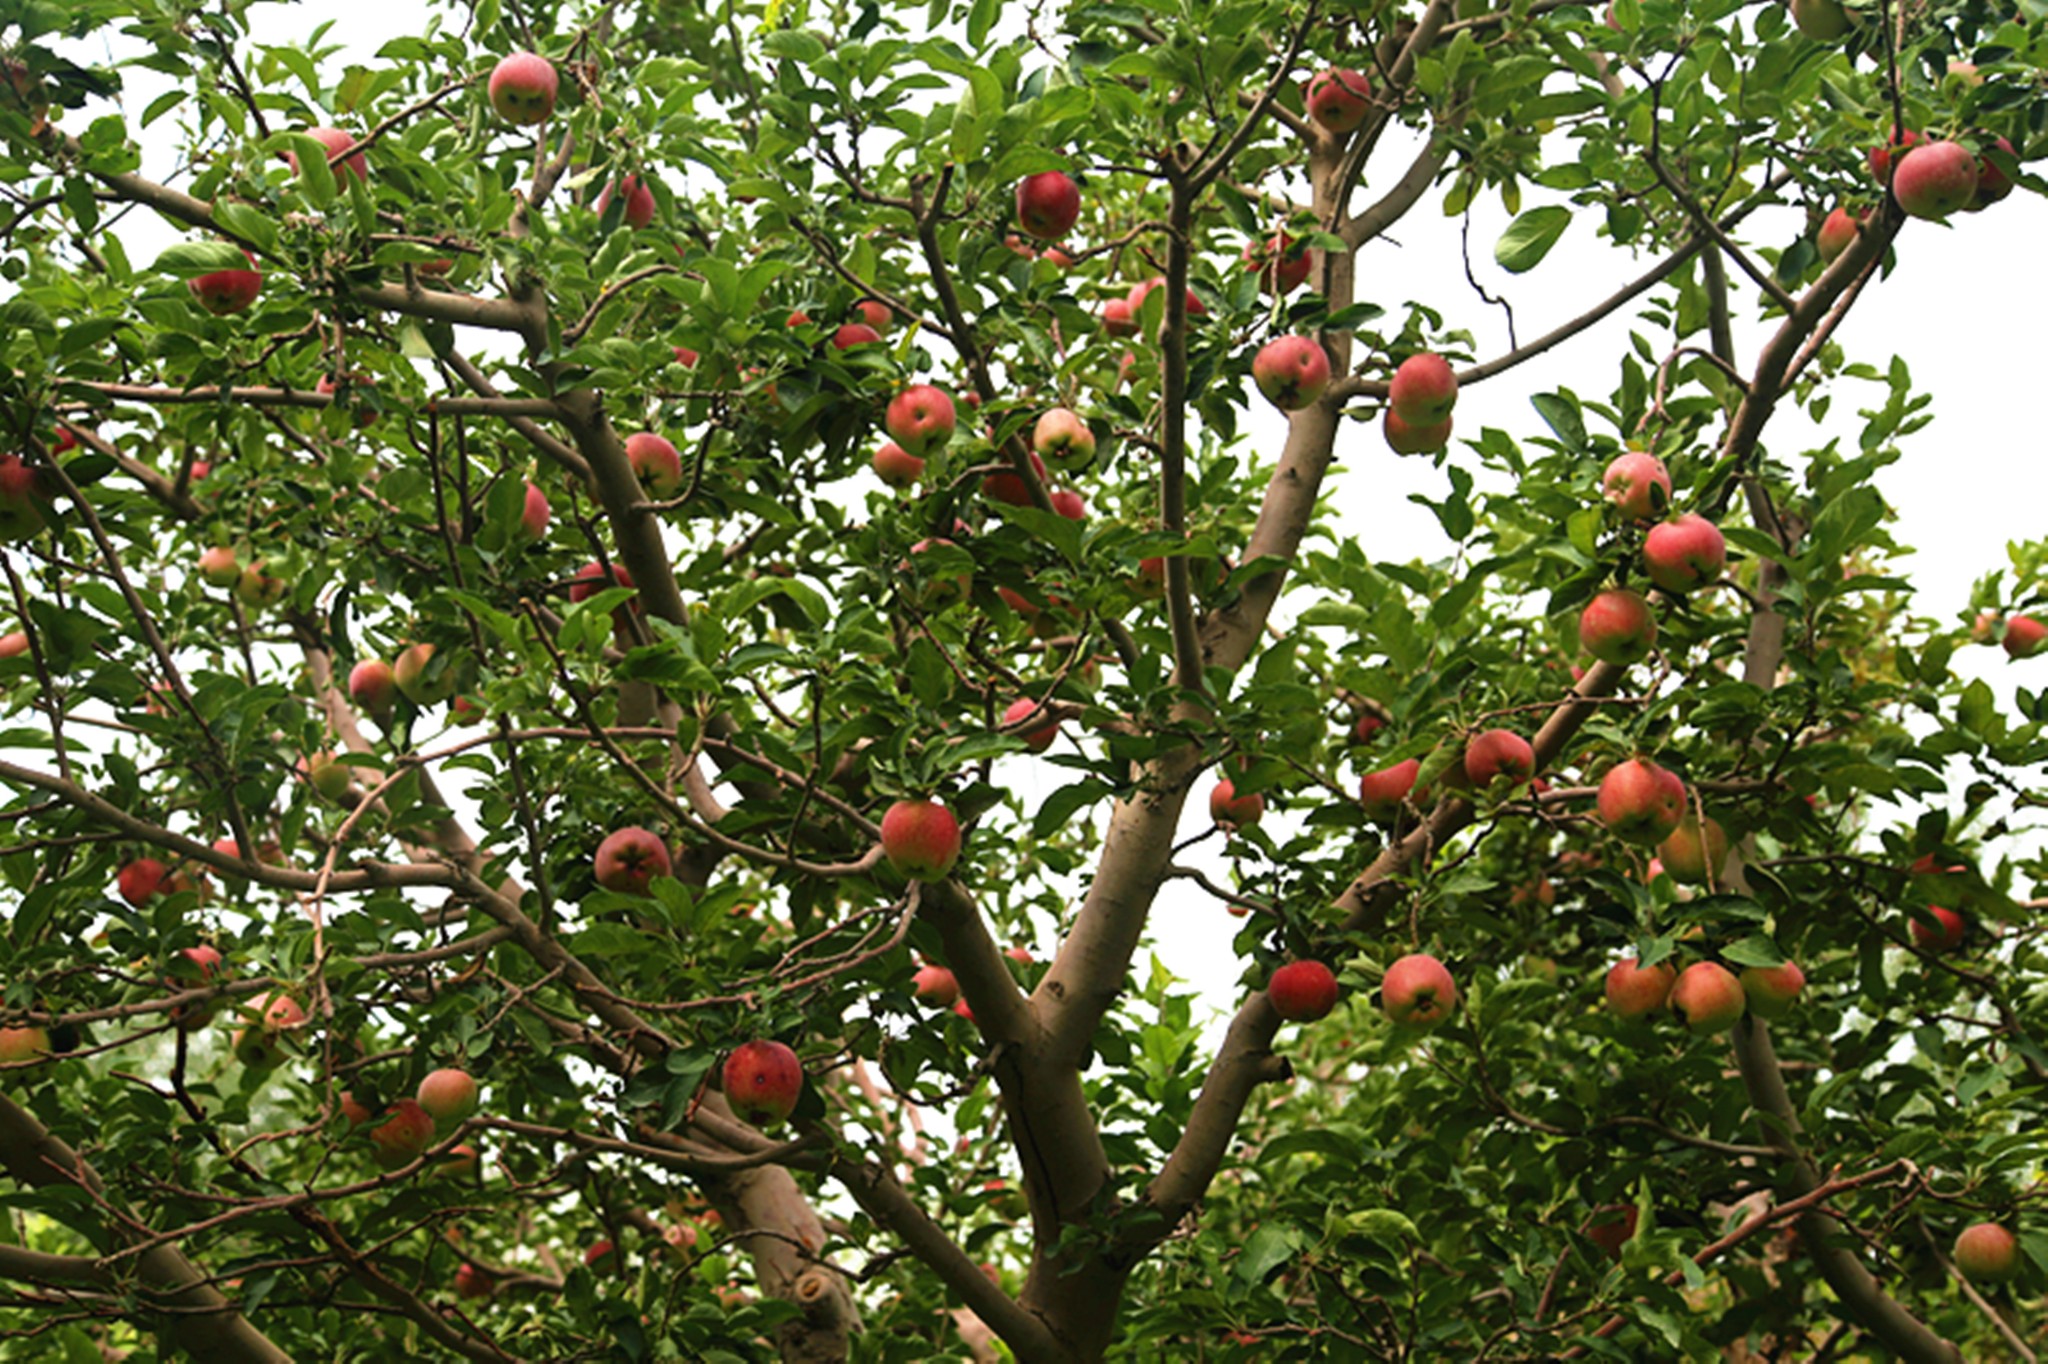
[1494,205,1572,273]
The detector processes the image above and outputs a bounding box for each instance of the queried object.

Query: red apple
[881,798,961,880]
[1602,451,1672,520]
[1358,758,1420,822]
[368,1099,437,1170]
[198,545,241,588]
[0,454,41,540]
[885,384,957,458]
[722,1039,803,1126]
[1597,757,1686,846]
[1910,905,1966,953]
[2003,614,2046,659]
[1954,1223,2020,1283]
[1352,714,1386,745]
[454,1262,494,1300]
[1252,335,1332,411]
[394,643,457,706]
[0,631,25,659]
[1585,1204,1638,1261]
[1384,407,1452,455]
[597,175,656,230]
[1015,170,1081,241]
[912,963,960,1007]
[1002,698,1059,753]
[672,345,700,368]
[1891,140,1978,220]
[872,442,925,490]
[0,1026,50,1069]
[1815,206,1865,264]
[1126,277,1206,319]
[166,944,225,1030]
[569,560,636,605]
[1032,408,1096,467]
[287,126,368,183]
[417,1067,480,1129]
[1268,960,1340,1022]
[1305,68,1373,133]
[1209,777,1265,831]
[1579,589,1657,666]
[1604,958,1676,1020]
[594,826,671,894]
[232,993,307,1070]
[982,451,1048,507]
[853,299,891,331]
[488,51,558,125]
[188,248,263,316]
[348,658,397,716]
[518,482,550,540]
[1643,514,1726,593]
[117,857,176,906]
[1669,961,1745,1033]
[625,431,682,497]
[1101,297,1137,337]
[1049,489,1087,522]
[1244,231,1310,293]
[1740,961,1805,1019]
[827,323,877,350]
[1658,814,1729,885]
[1970,136,2016,209]
[1389,352,1457,426]
[1381,953,1457,1028]
[1463,728,1535,790]
[1867,128,1921,184]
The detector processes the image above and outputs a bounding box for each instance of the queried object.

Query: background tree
[1,0,2046,1359]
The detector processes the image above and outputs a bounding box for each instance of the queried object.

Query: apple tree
[2,0,2047,1358]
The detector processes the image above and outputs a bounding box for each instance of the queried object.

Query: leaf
[1233,1223,1302,1288]
[1720,935,1786,969]
[1494,205,1572,273]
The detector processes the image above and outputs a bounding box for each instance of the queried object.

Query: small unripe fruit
[1954,1223,2020,1283]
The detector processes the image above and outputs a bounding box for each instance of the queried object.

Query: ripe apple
[1954,1223,2020,1283]
[1033,408,1096,467]
[1049,489,1087,522]
[117,857,177,906]
[1252,335,1332,411]
[594,826,671,893]
[1604,958,1676,1019]
[1101,297,1138,337]
[723,1039,804,1126]
[287,126,369,183]
[1597,757,1686,846]
[1658,813,1729,885]
[881,798,961,880]
[0,631,25,659]
[1352,714,1386,745]
[885,384,957,458]
[1358,758,1420,822]
[198,545,241,588]
[2002,614,2046,659]
[625,432,682,497]
[1910,905,1966,953]
[394,643,457,706]
[1209,777,1265,831]
[1970,136,2016,209]
[1579,589,1657,666]
[1740,961,1805,1019]
[672,345,700,368]
[1002,698,1059,753]
[235,563,287,610]
[368,1099,437,1170]
[1268,960,1340,1022]
[1815,206,1865,264]
[597,175,656,230]
[348,659,397,716]
[823,322,877,351]
[1384,407,1452,455]
[1244,231,1310,293]
[1788,0,1852,40]
[488,51,558,125]
[0,454,41,540]
[518,481,551,540]
[0,1025,50,1070]
[1463,728,1535,790]
[906,537,971,610]
[983,451,1049,508]
[417,1067,480,1130]
[1015,171,1081,240]
[872,442,925,490]
[912,963,960,1007]
[1891,141,1978,220]
[1643,514,1727,593]
[568,560,636,605]
[854,299,891,331]
[1381,953,1457,1028]
[1126,277,1205,319]
[1602,451,1672,520]
[232,993,307,1070]
[188,248,263,316]
[1389,353,1457,425]
[1867,128,1921,183]
[454,1262,494,1300]
[1669,961,1746,1033]
[1305,68,1373,133]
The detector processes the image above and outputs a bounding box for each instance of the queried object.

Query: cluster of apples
[1265,953,1460,1030]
